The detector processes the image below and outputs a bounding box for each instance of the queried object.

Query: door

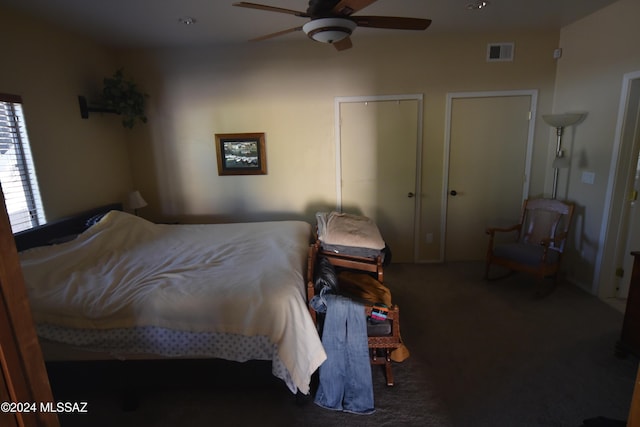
[616,78,640,298]
[445,94,533,261]
[0,186,59,427]
[339,97,420,262]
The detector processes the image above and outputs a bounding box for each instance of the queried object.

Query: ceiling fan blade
[331,0,378,16]
[333,36,353,51]
[233,2,309,17]
[249,26,303,42]
[352,16,432,30]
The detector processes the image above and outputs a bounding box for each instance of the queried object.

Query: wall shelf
[78,95,116,119]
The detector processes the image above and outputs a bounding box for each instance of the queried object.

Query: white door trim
[335,94,424,262]
[595,70,640,296]
[440,89,538,262]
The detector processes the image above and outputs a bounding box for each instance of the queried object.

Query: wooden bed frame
[13,203,122,252]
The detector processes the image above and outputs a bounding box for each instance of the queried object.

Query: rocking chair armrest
[554,231,569,243]
[539,231,568,247]
[539,237,553,247]
[485,224,521,236]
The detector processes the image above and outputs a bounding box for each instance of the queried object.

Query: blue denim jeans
[311,293,375,415]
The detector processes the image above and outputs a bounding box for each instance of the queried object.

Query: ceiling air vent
[487,42,514,62]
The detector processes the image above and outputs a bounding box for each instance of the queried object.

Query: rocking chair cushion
[493,242,560,266]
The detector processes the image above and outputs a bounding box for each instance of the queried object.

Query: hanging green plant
[102,68,148,129]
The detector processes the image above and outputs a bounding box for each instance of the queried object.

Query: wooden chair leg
[384,349,394,386]
[370,348,396,386]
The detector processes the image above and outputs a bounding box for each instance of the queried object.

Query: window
[0,93,45,233]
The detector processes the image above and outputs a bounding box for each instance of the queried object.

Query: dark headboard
[13,203,123,252]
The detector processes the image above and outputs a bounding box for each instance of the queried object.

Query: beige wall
[0,7,133,221]
[552,0,640,294]
[119,30,559,261]
[1,4,575,265]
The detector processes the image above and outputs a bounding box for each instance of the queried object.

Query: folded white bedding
[20,211,326,394]
[316,211,385,250]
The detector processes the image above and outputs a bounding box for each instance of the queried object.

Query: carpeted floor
[48,262,638,427]
[50,356,448,427]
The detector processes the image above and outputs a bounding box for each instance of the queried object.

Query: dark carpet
[47,262,638,427]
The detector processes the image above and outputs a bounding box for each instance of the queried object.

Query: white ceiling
[0,0,619,49]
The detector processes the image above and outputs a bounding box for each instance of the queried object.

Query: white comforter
[20,211,326,394]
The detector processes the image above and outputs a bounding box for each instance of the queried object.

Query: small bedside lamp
[128,190,147,216]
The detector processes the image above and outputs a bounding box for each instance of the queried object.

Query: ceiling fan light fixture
[302,18,356,44]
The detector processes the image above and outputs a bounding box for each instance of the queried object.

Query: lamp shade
[542,113,584,128]
[128,190,147,210]
[302,18,356,43]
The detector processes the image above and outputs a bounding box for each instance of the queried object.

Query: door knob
[408,192,415,198]
[450,190,457,196]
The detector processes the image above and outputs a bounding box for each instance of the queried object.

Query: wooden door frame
[596,70,640,297]
[440,90,538,262]
[0,190,59,426]
[334,94,424,262]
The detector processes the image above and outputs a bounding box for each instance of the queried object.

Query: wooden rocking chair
[484,198,575,286]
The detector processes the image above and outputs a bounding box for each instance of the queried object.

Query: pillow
[85,212,108,228]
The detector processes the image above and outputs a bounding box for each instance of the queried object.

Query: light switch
[581,171,595,185]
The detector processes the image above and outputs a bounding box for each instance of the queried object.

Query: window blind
[0,93,45,233]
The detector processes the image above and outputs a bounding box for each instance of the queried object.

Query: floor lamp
[542,113,585,199]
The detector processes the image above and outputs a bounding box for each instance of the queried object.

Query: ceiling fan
[232,0,432,51]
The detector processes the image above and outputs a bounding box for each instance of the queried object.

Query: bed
[15,204,326,395]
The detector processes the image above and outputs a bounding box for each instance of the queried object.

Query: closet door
[445,95,532,261]
[0,187,59,427]
[339,98,420,262]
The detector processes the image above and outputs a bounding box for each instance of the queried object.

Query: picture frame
[215,132,267,176]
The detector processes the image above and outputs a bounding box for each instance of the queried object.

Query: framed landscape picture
[215,132,267,176]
